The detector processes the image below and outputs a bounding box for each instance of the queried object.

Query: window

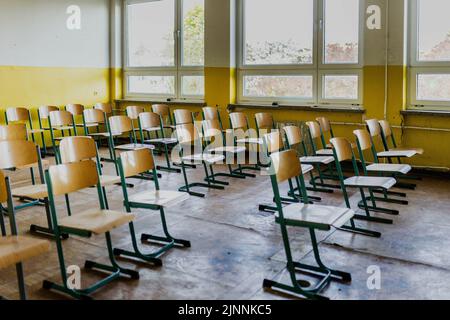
[124,0,204,100]
[237,0,363,105]
[410,0,450,108]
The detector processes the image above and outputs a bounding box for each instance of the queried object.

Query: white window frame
[409,0,450,109]
[237,0,364,106]
[123,0,204,101]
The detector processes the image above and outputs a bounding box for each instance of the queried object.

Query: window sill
[401,109,450,117]
[115,99,206,107]
[227,103,365,114]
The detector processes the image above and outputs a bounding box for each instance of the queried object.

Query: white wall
[0,0,110,68]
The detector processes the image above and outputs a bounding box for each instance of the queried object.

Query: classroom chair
[330,137,400,225]
[262,149,354,300]
[113,148,191,265]
[152,104,175,130]
[59,136,122,210]
[175,123,226,198]
[138,112,180,173]
[42,159,138,299]
[0,170,50,300]
[5,107,46,156]
[37,106,59,156]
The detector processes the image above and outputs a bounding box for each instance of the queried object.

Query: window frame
[236,0,364,106]
[408,0,450,109]
[123,0,204,101]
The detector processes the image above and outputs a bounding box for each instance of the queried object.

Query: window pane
[243,0,314,65]
[182,0,205,66]
[127,0,175,67]
[323,75,358,100]
[182,76,205,96]
[324,0,359,64]
[417,0,450,61]
[417,74,450,101]
[128,76,175,95]
[243,75,313,99]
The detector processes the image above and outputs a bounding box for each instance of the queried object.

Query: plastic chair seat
[0,236,50,269]
[59,209,135,235]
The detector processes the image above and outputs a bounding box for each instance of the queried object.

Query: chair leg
[30,199,69,240]
[112,222,163,266]
[157,144,181,173]
[16,263,27,300]
[178,162,225,198]
[44,231,137,300]
[0,205,6,236]
[353,188,394,224]
[263,224,334,300]
[231,164,257,178]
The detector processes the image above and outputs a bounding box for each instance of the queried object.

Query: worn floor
[1,149,450,300]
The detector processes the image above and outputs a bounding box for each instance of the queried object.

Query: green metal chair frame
[0,140,67,239]
[5,107,47,158]
[284,124,335,197]
[48,110,78,164]
[176,123,226,198]
[138,112,181,173]
[113,149,191,266]
[42,160,139,300]
[262,150,352,300]
[353,129,410,205]
[0,172,32,300]
[305,121,341,191]
[201,117,248,181]
[330,137,398,226]
[229,112,261,178]
[37,106,59,157]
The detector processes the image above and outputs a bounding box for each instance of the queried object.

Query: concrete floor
[1,149,450,300]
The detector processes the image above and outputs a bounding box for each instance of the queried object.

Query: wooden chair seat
[275,204,354,230]
[236,138,263,145]
[129,190,190,208]
[77,123,99,128]
[12,184,48,199]
[344,176,396,189]
[315,149,334,156]
[163,124,176,130]
[366,163,412,174]
[377,150,417,158]
[301,164,314,175]
[99,175,121,187]
[300,156,334,165]
[88,132,111,137]
[114,143,155,151]
[144,138,178,145]
[16,159,50,170]
[0,236,50,270]
[53,126,75,131]
[143,126,162,133]
[27,129,45,134]
[391,147,424,155]
[209,146,246,154]
[182,153,225,164]
[58,209,135,235]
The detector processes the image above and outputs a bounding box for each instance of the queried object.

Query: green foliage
[183,4,204,66]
